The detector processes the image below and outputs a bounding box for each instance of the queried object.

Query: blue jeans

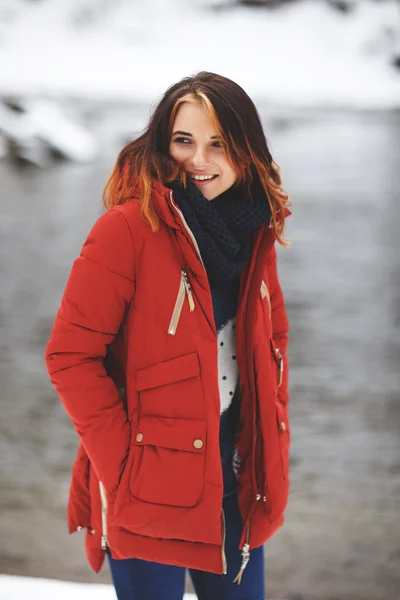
[107,493,265,600]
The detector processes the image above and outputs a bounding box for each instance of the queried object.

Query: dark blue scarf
[169,179,271,289]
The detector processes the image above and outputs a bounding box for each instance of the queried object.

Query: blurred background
[1,0,399,599]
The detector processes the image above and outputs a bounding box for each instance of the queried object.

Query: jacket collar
[150,179,182,230]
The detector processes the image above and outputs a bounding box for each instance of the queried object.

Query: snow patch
[0,575,197,600]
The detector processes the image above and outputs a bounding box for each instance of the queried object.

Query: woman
[45,71,291,600]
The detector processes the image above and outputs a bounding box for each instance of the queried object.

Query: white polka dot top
[217,317,239,414]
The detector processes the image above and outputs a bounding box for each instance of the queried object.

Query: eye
[212,140,225,148]
[174,137,191,145]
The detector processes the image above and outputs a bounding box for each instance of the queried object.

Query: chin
[206,184,227,200]
[204,190,219,201]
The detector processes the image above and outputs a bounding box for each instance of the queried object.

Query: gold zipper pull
[182,270,195,312]
[168,270,195,335]
[260,280,271,316]
[99,481,108,551]
[260,280,268,299]
[275,346,284,387]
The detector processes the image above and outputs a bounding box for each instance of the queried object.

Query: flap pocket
[136,352,200,392]
[135,415,206,453]
[130,416,207,507]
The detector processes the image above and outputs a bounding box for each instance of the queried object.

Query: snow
[0,575,197,600]
[0,100,98,163]
[0,0,399,109]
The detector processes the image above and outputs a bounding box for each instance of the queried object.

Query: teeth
[191,174,216,181]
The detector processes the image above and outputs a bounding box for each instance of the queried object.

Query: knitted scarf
[169,178,272,287]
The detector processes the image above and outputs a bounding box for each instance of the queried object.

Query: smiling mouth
[190,174,219,182]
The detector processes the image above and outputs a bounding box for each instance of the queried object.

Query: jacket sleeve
[44,208,135,494]
[267,245,290,406]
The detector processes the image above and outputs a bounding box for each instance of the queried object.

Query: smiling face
[169,98,237,200]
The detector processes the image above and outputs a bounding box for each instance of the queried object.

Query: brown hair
[103,71,291,244]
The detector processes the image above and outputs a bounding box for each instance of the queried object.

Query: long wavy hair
[103,71,291,245]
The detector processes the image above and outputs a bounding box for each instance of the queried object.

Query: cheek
[220,160,237,183]
[169,145,177,160]
[169,144,188,164]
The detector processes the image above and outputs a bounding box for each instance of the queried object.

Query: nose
[190,145,209,169]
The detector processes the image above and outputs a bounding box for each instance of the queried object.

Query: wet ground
[0,106,399,600]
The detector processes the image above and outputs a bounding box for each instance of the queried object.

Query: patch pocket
[136,352,205,420]
[130,416,207,507]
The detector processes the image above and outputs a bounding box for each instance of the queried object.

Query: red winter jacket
[45,179,290,576]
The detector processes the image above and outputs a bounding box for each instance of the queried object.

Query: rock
[0,135,7,160]
[327,0,358,13]
[0,99,98,165]
[392,29,400,69]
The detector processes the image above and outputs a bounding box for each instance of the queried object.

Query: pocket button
[279,421,286,432]
[136,433,144,442]
[193,439,203,449]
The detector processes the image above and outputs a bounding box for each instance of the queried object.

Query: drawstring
[233,542,250,584]
[233,519,251,585]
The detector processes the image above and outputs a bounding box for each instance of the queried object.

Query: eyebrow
[172,130,221,139]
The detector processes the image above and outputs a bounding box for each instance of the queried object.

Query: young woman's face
[169,100,237,201]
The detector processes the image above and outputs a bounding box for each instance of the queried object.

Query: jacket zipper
[234,391,259,584]
[234,491,267,584]
[234,284,270,584]
[221,509,227,575]
[99,481,108,551]
[260,279,271,316]
[167,269,195,335]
